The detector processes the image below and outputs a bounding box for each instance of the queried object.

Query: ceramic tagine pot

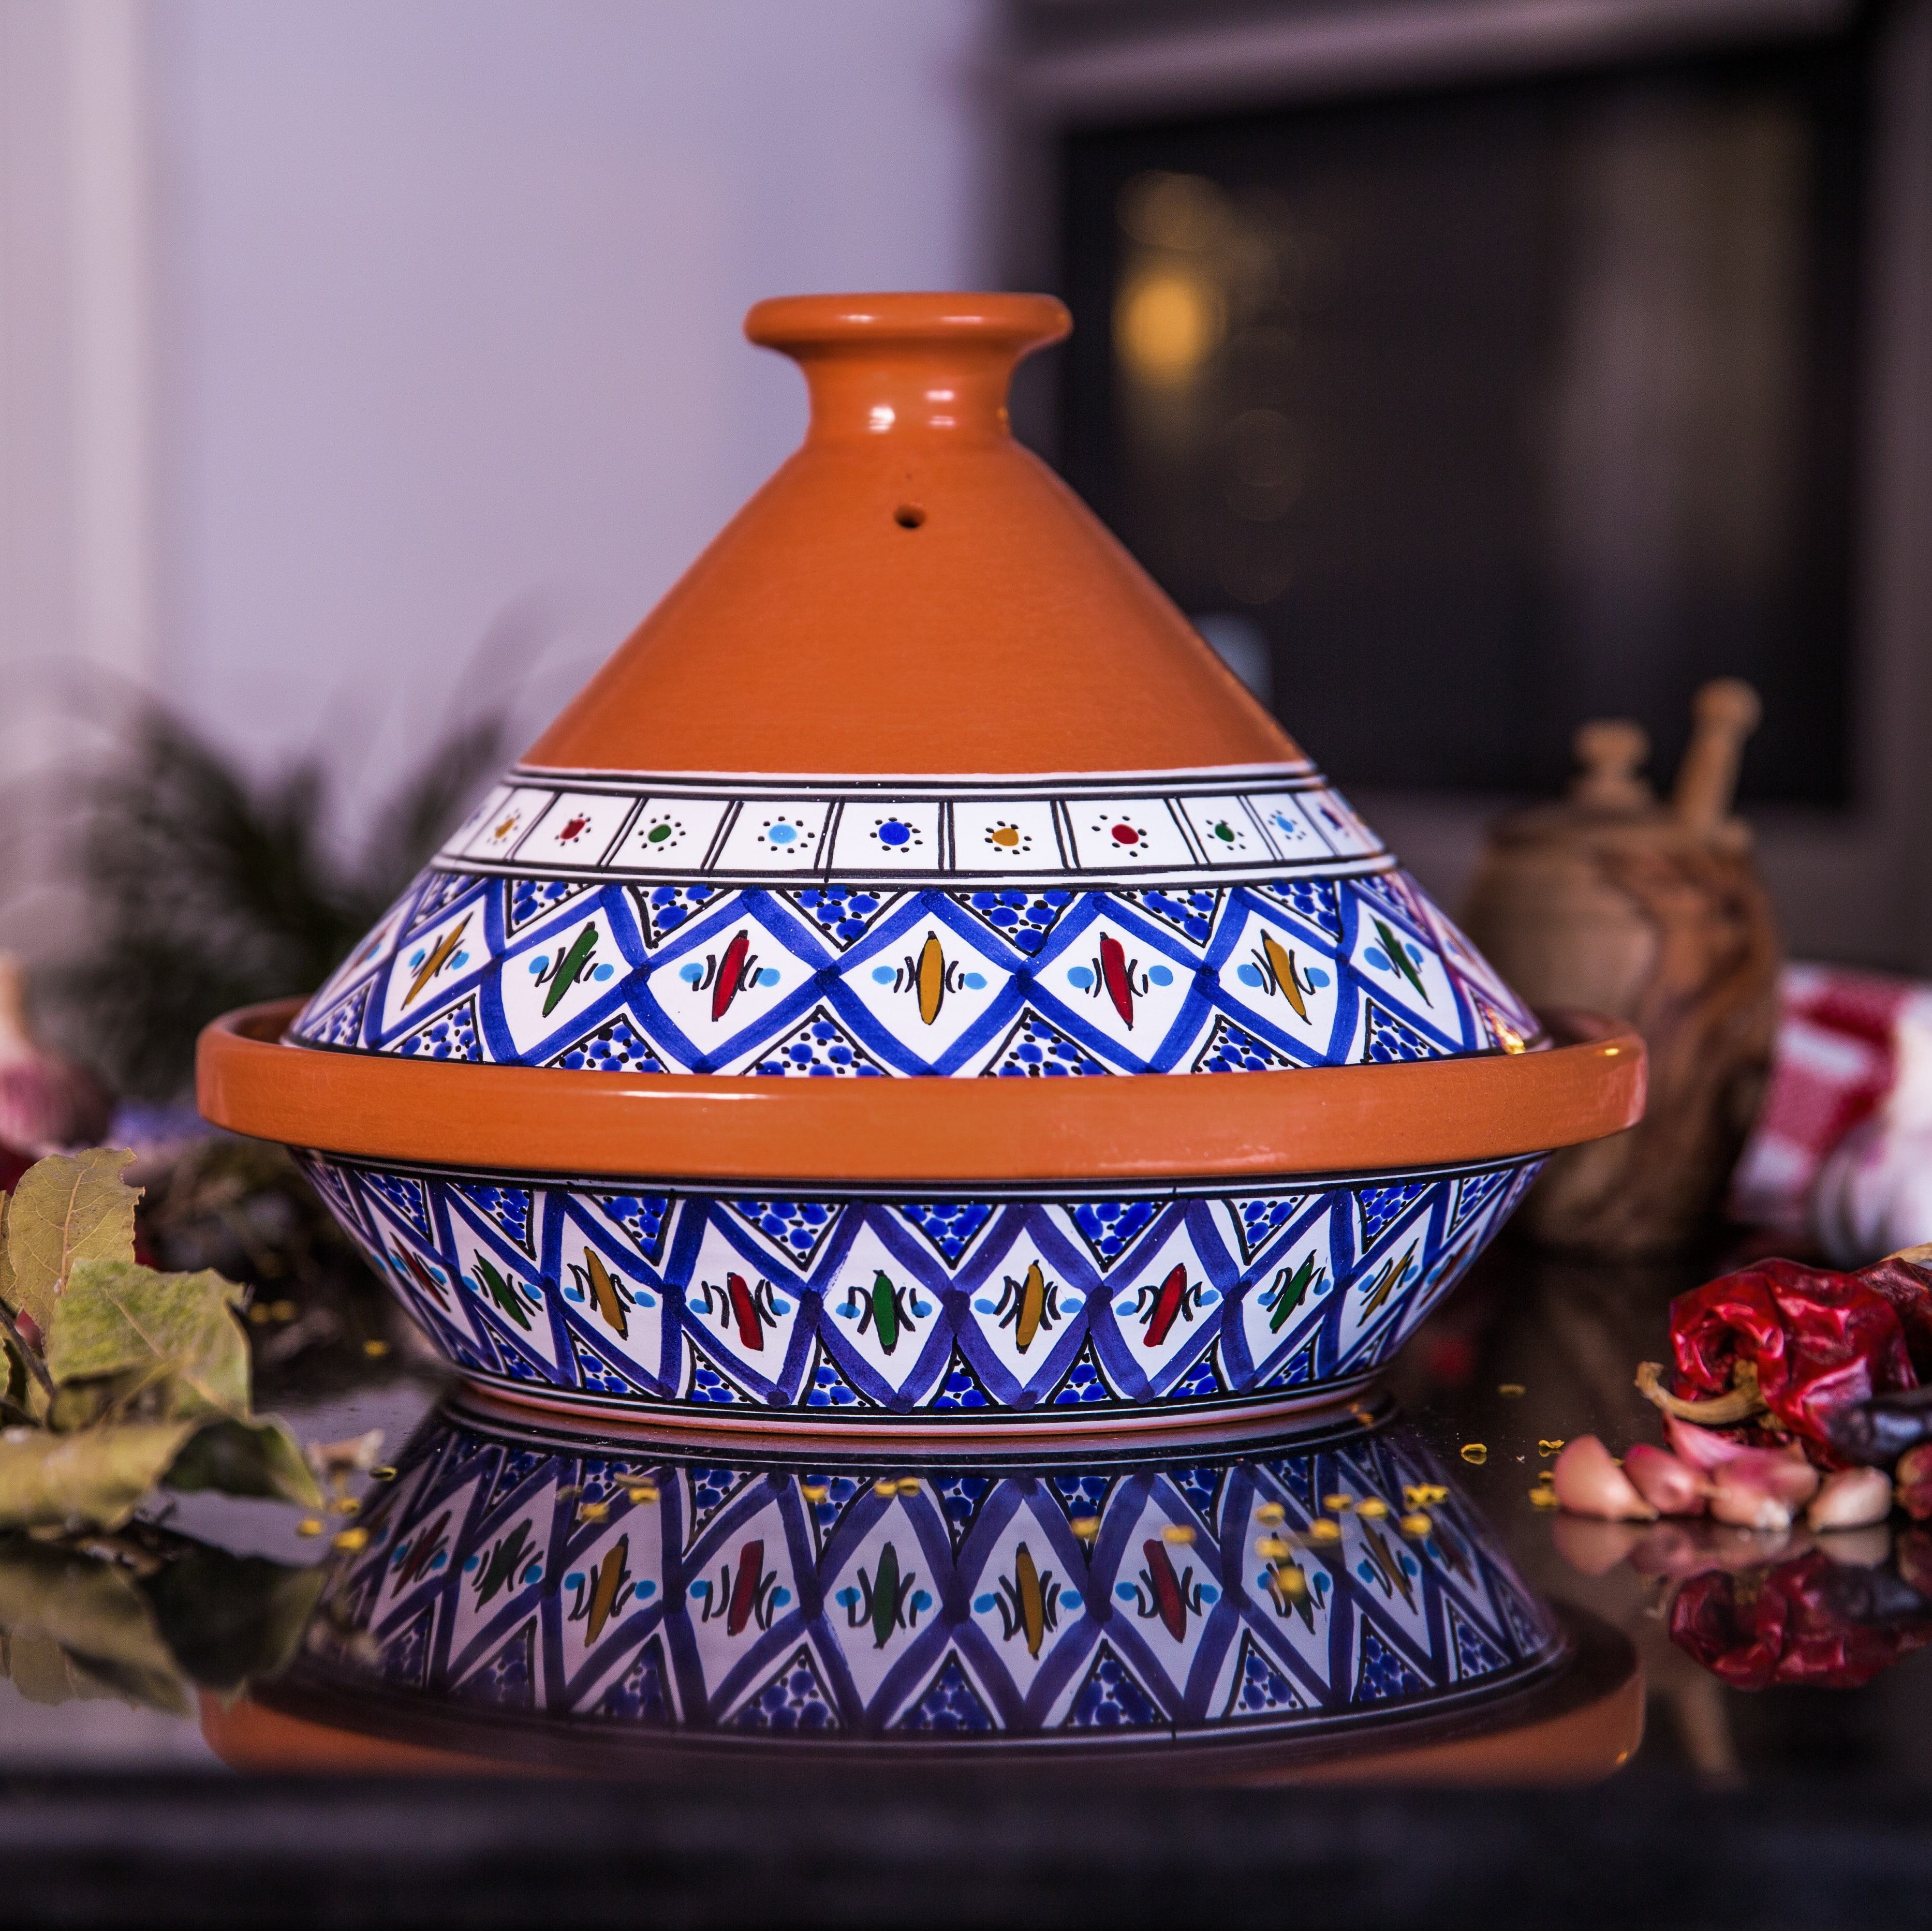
[196,293,1643,1436]
[204,1404,1640,1771]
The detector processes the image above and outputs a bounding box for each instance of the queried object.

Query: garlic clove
[1552,1435,1657,1520]
[1665,1414,1750,1474]
[1708,1479,1793,1532]
[1624,1443,1710,1516]
[1807,1466,1894,1533]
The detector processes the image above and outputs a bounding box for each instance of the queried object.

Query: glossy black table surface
[6,1235,1929,1929]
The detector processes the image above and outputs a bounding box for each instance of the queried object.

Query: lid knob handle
[745,292,1069,444]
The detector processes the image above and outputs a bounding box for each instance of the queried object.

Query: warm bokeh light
[1115,270,1223,383]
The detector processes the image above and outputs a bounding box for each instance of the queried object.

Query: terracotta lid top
[524,291,1300,779]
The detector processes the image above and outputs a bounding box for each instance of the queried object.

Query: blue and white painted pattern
[296,1152,1542,1422]
[288,864,1537,1075]
[300,1410,1563,1744]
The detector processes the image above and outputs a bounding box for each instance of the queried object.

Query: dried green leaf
[47,1259,249,1421]
[0,1420,197,1532]
[164,1414,323,1511]
[0,1150,139,1331]
[0,1534,190,1712]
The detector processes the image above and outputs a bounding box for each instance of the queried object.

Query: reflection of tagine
[1463,681,1779,1257]
[264,1406,1565,1755]
[198,293,1641,1427]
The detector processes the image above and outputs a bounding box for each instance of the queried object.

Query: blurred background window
[1054,35,1869,804]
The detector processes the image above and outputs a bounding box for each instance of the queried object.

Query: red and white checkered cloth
[1729,963,1924,1236]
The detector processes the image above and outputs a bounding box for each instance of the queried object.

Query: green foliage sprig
[0,1149,321,1532]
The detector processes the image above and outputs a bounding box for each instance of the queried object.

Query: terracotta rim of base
[196,999,1643,1184]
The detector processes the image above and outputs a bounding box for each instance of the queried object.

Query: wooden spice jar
[1462,681,1780,1256]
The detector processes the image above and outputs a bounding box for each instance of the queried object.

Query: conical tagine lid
[200,294,1642,1185]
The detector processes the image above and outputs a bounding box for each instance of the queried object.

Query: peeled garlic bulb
[0,956,112,1154]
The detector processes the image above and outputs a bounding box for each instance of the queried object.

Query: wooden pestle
[1671,678,1761,841]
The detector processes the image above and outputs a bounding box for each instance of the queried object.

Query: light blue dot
[1305,968,1330,988]
[911,1590,932,1614]
[1147,964,1173,986]
[530,955,549,975]
[1068,966,1095,990]
[772,1586,792,1608]
[757,968,781,987]
[451,952,469,970]
[872,966,896,984]
[1237,962,1265,987]
[974,1592,998,1614]
[680,961,704,984]
[1115,1583,1137,1601]
[690,1579,712,1597]
[566,1571,584,1589]
[962,971,986,990]
[591,963,615,982]
[767,823,798,845]
[1365,947,1392,971]
[973,1298,998,1314]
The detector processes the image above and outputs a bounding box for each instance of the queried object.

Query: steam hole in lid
[894,504,926,529]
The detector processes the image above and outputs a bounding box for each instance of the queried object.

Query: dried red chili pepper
[1669,1257,1916,1460]
[1669,1548,1932,1690]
